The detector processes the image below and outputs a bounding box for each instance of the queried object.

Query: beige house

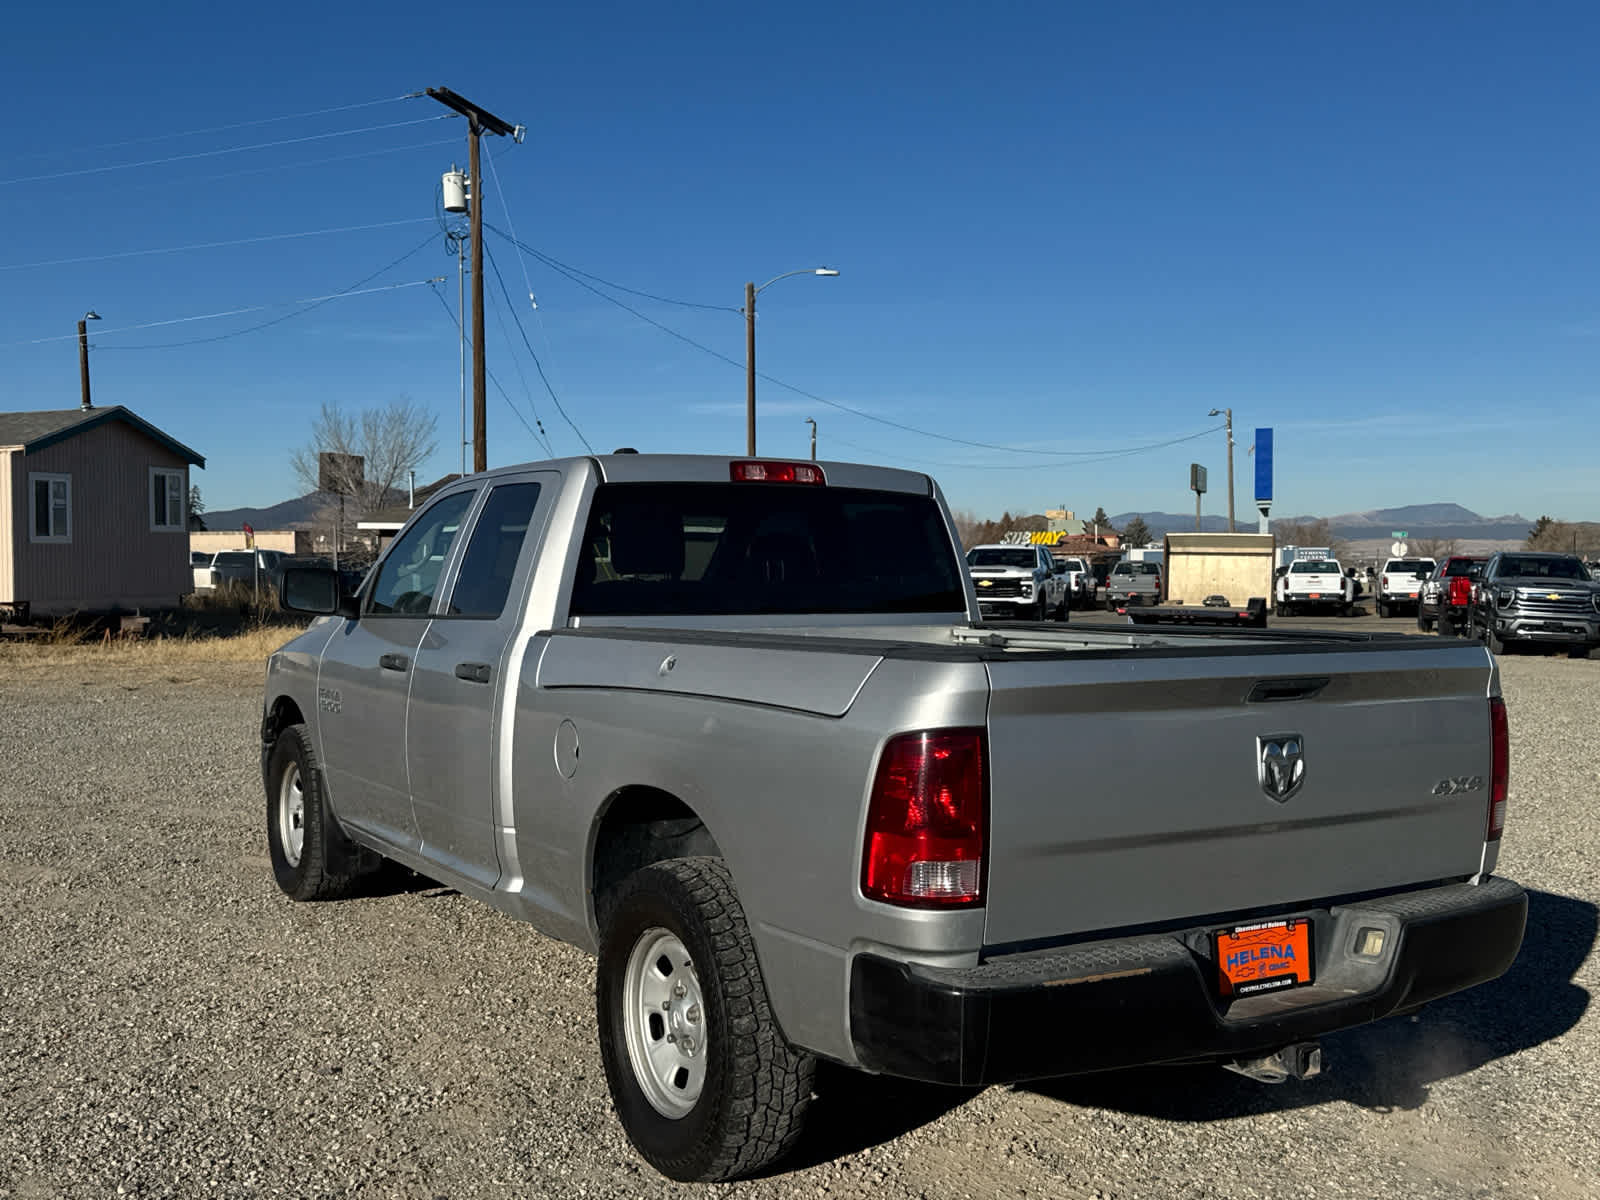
[0,406,205,618]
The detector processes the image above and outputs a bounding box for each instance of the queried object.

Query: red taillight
[1381,575,1390,589]
[862,729,986,907]
[1488,697,1509,841]
[1449,576,1472,606]
[730,460,826,485]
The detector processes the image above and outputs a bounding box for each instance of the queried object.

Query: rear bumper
[849,877,1525,1086]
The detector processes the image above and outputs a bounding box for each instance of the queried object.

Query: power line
[100,234,439,350]
[826,425,1226,470]
[481,250,554,449]
[481,213,731,312]
[0,115,453,188]
[426,282,553,457]
[482,239,594,453]
[27,93,426,161]
[485,223,1220,461]
[10,277,442,348]
[0,216,434,273]
[113,137,459,196]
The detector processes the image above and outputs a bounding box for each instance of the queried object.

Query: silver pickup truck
[262,454,1525,1183]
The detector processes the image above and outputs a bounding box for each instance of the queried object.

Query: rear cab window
[571,483,964,616]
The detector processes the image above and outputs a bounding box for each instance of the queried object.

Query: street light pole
[1209,407,1236,532]
[77,311,100,411]
[743,268,839,455]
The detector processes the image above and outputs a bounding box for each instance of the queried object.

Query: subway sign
[1000,530,1068,546]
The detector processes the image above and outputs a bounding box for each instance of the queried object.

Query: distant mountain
[1109,504,1533,543]
[203,492,328,531]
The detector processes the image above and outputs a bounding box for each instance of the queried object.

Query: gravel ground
[0,646,1595,1200]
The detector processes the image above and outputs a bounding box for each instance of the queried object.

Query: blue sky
[3,2,1596,523]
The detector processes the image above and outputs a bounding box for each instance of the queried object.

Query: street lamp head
[84,311,101,321]
[1208,408,1221,416]
[815,268,840,277]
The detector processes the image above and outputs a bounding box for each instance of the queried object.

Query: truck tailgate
[981,643,1496,948]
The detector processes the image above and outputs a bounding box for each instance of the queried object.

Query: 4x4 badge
[1258,735,1305,803]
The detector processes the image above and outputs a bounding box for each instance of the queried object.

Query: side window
[446,482,542,618]
[29,473,71,543]
[150,468,185,531]
[367,492,476,615]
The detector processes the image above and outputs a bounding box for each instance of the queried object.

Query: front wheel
[265,724,370,901]
[1485,621,1508,655]
[597,858,814,1182]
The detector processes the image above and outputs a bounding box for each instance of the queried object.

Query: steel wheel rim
[278,762,305,867]
[622,928,707,1119]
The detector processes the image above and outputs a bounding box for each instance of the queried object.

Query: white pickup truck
[262,454,1524,1182]
[1276,551,1356,617]
[1377,557,1437,619]
[1055,555,1095,608]
[965,543,1070,620]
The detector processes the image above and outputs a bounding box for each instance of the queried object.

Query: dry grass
[0,623,307,668]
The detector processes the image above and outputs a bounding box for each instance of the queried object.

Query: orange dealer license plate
[1215,918,1313,998]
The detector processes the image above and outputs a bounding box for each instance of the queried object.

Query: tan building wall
[0,449,14,603]
[190,529,307,556]
[8,421,191,616]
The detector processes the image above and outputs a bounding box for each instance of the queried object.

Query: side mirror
[280,566,358,618]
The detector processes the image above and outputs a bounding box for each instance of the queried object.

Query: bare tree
[290,398,439,517]
[1275,517,1349,562]
[1524,516,1600,557]
[1410,536,1460,560]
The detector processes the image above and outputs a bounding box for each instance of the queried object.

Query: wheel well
[261,696,305,749]
[590,787,723,920]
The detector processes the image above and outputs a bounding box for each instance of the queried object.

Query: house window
[151,468,185,531]
[29,473,72,543]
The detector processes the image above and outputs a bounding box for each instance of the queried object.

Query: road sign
[1392,541,1407,557]
[1391,530,1409,539]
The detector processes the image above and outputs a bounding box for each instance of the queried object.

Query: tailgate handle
[454,662,493,684]
[379,653,410,673]
[1247,676,1330,703]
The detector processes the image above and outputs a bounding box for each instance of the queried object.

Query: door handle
[379,653,411,672]
[454,662,493,684]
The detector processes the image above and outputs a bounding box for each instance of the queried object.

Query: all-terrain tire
[265,724,368,901]
[596,857,815,1182]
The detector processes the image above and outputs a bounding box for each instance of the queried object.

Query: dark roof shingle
[0,406,204,466]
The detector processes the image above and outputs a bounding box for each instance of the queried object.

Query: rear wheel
[597,858,814,1182]
[1377,601,1390,618]
[1416,612,1434,632]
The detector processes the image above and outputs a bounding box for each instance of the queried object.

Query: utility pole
[805,417,817,461]
[427,87,523,474]
[1209,407,1236,532]
[745,282,757,455]
[77,311,100,410]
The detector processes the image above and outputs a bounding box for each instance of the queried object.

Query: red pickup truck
[1417,555,1487,634]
